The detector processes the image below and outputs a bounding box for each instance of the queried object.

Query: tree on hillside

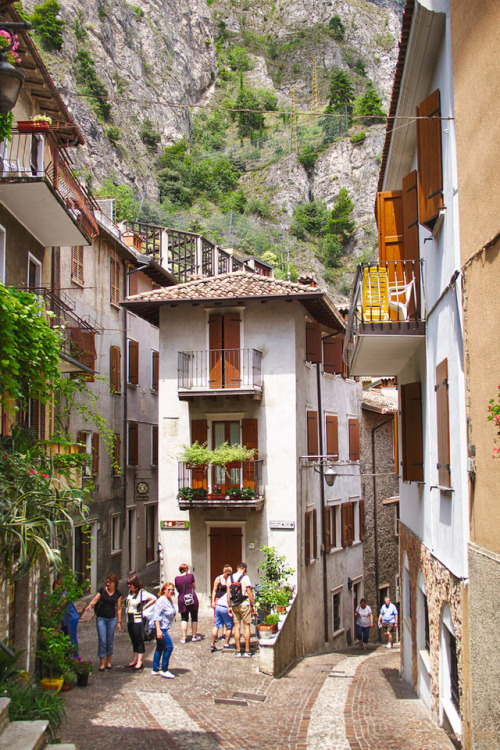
[355,84,385,125]
[328,71,355,114]
[327,187,356,246]
[235,88,265,138]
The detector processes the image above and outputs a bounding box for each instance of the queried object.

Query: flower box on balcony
[17,120,50,133]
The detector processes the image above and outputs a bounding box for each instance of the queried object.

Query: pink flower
[28,469,36,475]
[41,473,49,479]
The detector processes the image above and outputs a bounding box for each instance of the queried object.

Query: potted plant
[274,588,290,613]
[72,657,93,687]
[37,628,73,692]
[258,613,279,639]
[177,486,195,502]
[255,546,295,620]
[61,669,76,691]
[17,114,52,133]
[241,486,256,499]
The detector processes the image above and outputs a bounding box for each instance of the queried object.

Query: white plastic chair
[388,278,415,321]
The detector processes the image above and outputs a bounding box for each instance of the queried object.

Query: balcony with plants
[177,442,264,510]
[344,259,426,377]
[178,348,263,399]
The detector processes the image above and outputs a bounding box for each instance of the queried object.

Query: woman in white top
[355,598,373,650]
[124,574,156,670]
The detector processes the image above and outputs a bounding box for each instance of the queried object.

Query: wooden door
[209,527,242,587]
[209,313,241,388]
[212,421,240,492]
[74,526,90,588]
[146,504,157,563]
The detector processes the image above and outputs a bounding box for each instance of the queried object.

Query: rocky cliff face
[22,0,402,295]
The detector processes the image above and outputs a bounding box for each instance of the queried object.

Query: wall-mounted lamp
[314,461,337,487]
[347,577,353,591]
[0,22,30,114]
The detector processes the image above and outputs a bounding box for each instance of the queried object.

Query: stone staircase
[0,697,75,750]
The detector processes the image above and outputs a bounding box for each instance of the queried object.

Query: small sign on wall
[160,520,190,530]
[269,520,295,530]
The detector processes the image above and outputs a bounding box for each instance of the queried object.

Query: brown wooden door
[209,313,241,388]
[209,527,242,587]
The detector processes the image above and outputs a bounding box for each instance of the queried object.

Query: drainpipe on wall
[371,415,394,641]
[316,363,329,644]
[122,260,128,566]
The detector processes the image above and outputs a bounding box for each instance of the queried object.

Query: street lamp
[0,22,30,114]
[314,462,337,487]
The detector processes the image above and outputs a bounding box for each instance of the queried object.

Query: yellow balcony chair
[362,267,390,322]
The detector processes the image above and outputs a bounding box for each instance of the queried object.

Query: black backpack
[229,574,245,606]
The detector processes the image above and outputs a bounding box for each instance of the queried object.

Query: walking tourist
[175,563,201,643]
[124,575,157,670]
[85,573,122,670]
[227,561,257,658]
[210,564,234,652]
[151,582,176,679]
[378,595,399,648]
[355,597,373,649]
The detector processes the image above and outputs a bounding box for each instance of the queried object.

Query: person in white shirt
[355,598,373,649]
[227,562,257,658]
[378,596,399,649]
[124,575,156,670]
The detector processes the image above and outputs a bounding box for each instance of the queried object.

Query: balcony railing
[177,460,264,510]
[344,260,425,376]
[178,348,263,397]
[1,130,99,240]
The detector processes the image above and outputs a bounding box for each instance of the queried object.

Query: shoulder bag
[183,574,195,607]
[139,591,156,642]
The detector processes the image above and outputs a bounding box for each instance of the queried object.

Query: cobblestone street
[60,608,455,750]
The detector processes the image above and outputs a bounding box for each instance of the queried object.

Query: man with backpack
[227,562,257,658]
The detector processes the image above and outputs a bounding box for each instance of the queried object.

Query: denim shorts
[214,604,233,629]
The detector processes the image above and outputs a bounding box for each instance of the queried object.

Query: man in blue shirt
[378,596,398,648]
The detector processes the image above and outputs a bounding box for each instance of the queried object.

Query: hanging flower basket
[17,120,50,133]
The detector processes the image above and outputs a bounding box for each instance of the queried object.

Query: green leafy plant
[72,10,87,42]
[74,50,112,121]
[6,682,65,741]
[39,568,87,630]
[256,546,295,616]
[140,118,161,153]
[0,111,13,143]
[176,486,197,501]
[350,131,366,144]
[265,613,279,626]
[488,385,500,457]
[105,125,120,144]
[29,0,65,52]
[71,657,93,676]
[37,628,73,679]
[33,114,52,124]
[0,645,24,688]
[354,83,385,125]
[329,15,345,41]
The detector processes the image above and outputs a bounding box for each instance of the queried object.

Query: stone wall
[259,596,301,678]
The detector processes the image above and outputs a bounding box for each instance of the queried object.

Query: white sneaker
[180,639,186,644]
[160,670,175,679]
[386,643,392,649]
[151,669,160,676]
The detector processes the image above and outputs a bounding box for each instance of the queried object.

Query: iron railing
[178,348,263,392]
[178,459,264,498]
[1,130,99,239]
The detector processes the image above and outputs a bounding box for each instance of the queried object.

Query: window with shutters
[416,89,443,230]
[332,588,342,634]
[111,514,121,554]
[71,246,84,286]
[325,503,341,552]
[110,346,121,394]
[152,424,158,466]
[306,321,322,364]
[110,257,120,306]
[208,312,242,388]
[28,398,50,440]
[325,414,339,460]
[112,433,121,476]
[435,358,451,488]
[151,350,159,391]
[128,422,139,467]
[348,418,360,461]
[305,508,318,566]
[323,335,347,376]
[128,340,139,385]
[341,501,354,547]
[307,410,319,461]
[77,430,92,476]
[92,432,100,477]
[401,381,424,482]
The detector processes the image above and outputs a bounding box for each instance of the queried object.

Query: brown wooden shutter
[92,432,100,477]
[113,433,121,476]
[152,425,158,466]
[306,322,322,363]
[323,336,343,375]
[401,381,424,482]
[128,422,139,466]
[348,418,360,461]
[224,313,241,387]
[416,89,443,230]
[402,170,420,316]
[326,415,339,459]
[72,246,84,284]
[190,420,208,491]
[436,359,451,488]
[305,510,312,566]
[312,508,318,559]
[377,189,405,319]
[128,340,139,385]
[76,430,86,451]
[128,271,138,296]
[325,506,332,553]
[347,502,354,545]
[110,346,121,393]
[307,410,319,460]
[242,418,258,490]
[359,499,365,541]
[209,313,223,388]
[110,258,120,305]
[152,350,159,390]
[393,413,399,475]
[341,503,350,547]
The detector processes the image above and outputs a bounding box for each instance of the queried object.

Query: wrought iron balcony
[0,130,98,244]
[178,348,263,399]
[344,260,426,377]
[177,460,264,510]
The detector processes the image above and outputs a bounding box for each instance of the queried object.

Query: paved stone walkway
[60,610,455,750]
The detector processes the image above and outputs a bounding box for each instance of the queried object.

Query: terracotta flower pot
[258,624,277,639]
[17,120,50,133]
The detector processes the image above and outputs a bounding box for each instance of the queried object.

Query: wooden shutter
[110,346,121,393]
[307,410,319,460]
[359,499,365,541]
[326,415,338,459]
[224,313,241,387]
[348,418,360,461]
[325,506,332,553]
[341,503,350,547]
[306,322,322,363]
[191,419,208,490]
[128,271,138,296]
[436,359,451,488]
[152,425,158,466]
[110,258,120,305]
[377,190,404,319]
[92,432,100,477]
[402,170,420,316]
[113,433,121,476]
[305,510,312,566]
[208,313,223,388]
[72,246,84,285]
[401,381,424,481]
[393,412,399,475]
[152,350,159,390]
[416,89,443,230]
[323,336,343,375]
[312,508,318,559]
[242,418,258,490]
[128,340,139,385]
[128,422,139,466]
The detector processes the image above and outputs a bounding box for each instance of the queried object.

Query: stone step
[48,745,76,749]
[0,720,48,750]
[0,699,9,735]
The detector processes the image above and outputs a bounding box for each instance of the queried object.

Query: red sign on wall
[160,520,190,530]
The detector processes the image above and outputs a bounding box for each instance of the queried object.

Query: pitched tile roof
[121,271,345,331]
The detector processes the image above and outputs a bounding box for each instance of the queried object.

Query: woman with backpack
[174,563,200,643]
[210,564,234,652]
